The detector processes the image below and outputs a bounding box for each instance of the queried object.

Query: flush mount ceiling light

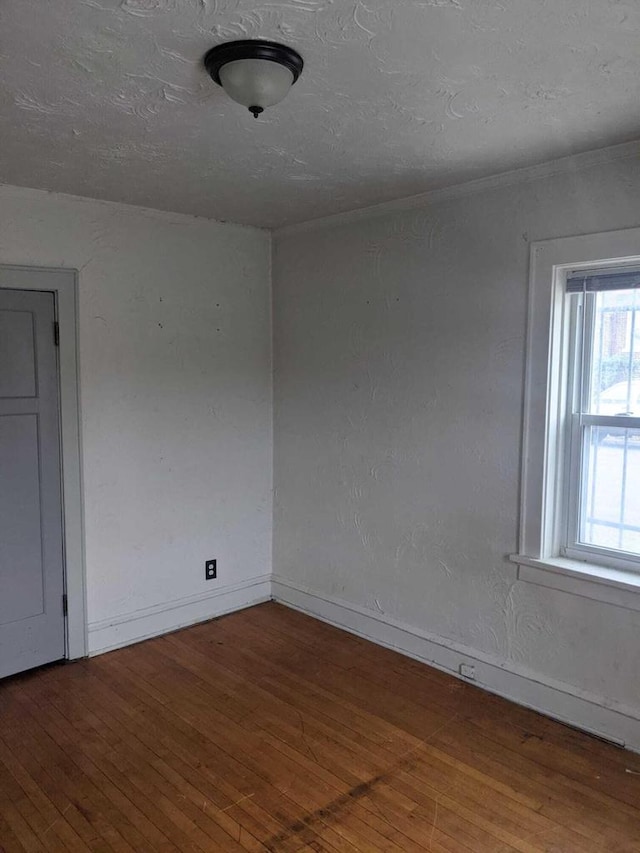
[204,40,304,118]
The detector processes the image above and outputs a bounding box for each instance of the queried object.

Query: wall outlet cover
[458,663,476,680]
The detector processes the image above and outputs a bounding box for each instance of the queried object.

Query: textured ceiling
[1,0,640,228]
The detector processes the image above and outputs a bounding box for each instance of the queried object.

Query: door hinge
[53,321,60,347]
[62,593,68,617]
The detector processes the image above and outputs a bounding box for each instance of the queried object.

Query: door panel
[0,289,65,678]
[0,415,43,623]
[0,311,36,398]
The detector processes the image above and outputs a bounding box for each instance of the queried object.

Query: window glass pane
[580,426,640,554]
[588,288,640,414]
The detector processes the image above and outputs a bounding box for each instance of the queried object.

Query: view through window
[571,282,640,559]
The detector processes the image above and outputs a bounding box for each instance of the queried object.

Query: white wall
[3,154,639,746]
[0,185,272,652]
[272,155,640,747]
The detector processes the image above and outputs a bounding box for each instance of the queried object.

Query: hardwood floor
[1,602,639,852]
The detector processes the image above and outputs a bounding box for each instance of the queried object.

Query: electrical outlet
[458,663,476,680]
[205,559,217,580]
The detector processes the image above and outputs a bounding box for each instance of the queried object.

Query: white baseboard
[86,572,639,754]
[88,574,271,656]
[272,576,640,754]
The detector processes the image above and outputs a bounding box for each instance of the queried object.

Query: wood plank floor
[1,602,639,852]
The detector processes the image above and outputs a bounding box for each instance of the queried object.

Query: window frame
[511,227,640,611]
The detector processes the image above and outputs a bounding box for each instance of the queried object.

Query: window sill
[509,554,640,612]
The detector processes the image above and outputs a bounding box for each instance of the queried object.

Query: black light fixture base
[249,105,264,118]
[204,39,304,87]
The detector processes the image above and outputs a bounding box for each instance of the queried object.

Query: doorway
[0,288,65,676]
[0,266,85,674]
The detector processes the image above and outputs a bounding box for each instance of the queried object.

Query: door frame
[0,265,87,659]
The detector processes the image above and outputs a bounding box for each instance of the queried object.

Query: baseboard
[86,572,640,753]
[272,576,640,754]
[88,574,271,656]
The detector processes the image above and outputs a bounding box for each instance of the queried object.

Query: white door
[0,288,65,678]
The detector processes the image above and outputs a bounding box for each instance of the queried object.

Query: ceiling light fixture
[204,39,304,118]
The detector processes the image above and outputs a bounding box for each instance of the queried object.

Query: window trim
[511,227,640,610]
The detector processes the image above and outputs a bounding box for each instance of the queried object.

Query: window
[564,270,640,564]
[513,228,640,611]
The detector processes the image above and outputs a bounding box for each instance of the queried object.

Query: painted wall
[273,156,640,726]
[0,185,272,651]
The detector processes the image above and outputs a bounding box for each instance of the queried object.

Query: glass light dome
[219,59,294,116]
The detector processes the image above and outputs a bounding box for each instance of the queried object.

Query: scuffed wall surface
[273,157,640,713]
[0,185,272,626]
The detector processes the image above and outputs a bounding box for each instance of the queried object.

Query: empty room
[1,0,640,850]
